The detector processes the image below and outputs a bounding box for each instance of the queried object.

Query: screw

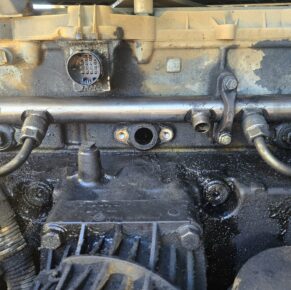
[114,128,129,144]
[177,224,201,251]
[224,76,238,90]
[218,132,232,145]
[159,128,174,142]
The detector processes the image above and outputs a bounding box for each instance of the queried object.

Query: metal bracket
[215,72,238,145]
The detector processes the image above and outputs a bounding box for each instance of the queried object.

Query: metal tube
[0,138,34,177]
[0,96,291,124]
[254,136,291,176]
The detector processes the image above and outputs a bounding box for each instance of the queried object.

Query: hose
[0,187,35,289]
[0,138,35,177]
[254,136,291,176]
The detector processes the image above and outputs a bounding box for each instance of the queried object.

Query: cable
[254,136,291,177]
[0,138,35,177]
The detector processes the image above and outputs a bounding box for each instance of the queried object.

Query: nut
[20,112,49,145]
[177,224,202,251]
[242,111,270,143]
[218,132,232,145]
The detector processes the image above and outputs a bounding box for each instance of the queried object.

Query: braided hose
[0,188,35,289]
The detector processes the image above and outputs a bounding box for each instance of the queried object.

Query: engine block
[0,1,290,290]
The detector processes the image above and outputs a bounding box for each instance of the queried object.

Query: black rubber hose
[254,136,291,176]
[0,138,35,177]
[0,187,36,289]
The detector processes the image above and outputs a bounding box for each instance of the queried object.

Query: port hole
[134,127,154,145]
[196,122,210,133]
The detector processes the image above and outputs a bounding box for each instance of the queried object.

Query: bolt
[218,132,232,145]
[42,224,65,250]
[224,76,238,90]
[114,128,129,144]
[204,180,231,207]
[159,128,174,142]
[177,224,201,251]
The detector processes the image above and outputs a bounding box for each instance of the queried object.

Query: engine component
[243,111,291,176]
[64,41,118,92]
[191,112,211,134]
[67,51,103,86]
[0,187,35,289]
[0,1,291,290]
[0,112,49,176]
[78,142,102,184]
[215,71,238,145]
[35,161,207,290]
[232,246,291,290]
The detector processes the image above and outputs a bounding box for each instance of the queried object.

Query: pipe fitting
[191,111,211,133]
[20,111,49,146]
[129,123,159,151]
[78,142,102,185]
[242,111,270,143]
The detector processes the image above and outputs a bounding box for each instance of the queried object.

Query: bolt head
[224,77,238,90]
[218,132,232,145]
[204,180,231,207]
[159,128,174,142]
[42,231,62,250]
[114,128,129,144]
[177,224,201,251]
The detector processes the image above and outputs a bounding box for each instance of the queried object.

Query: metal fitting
[177,223,202,251]
[203,180,231,207]
[78,142,102,185]
[242,111,270,143]
[223,75,238,91]
[114,128,129,144]
[159,127,174,143]
[191,111,211,133]
[42,224,65,250]
[129,123,159,151]
[218,132,232,145]
[20,111,49,146]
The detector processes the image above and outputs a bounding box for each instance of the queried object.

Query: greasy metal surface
[0,1,291,290]
[1,149,290,289]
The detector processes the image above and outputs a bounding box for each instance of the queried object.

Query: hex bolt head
[224,76,238,91]
[42,231,63,250]
[42,224,65,250]
[177,224,202,251]
[218,132,232,145]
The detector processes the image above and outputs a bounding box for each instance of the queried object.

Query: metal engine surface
[0,1,290,290]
